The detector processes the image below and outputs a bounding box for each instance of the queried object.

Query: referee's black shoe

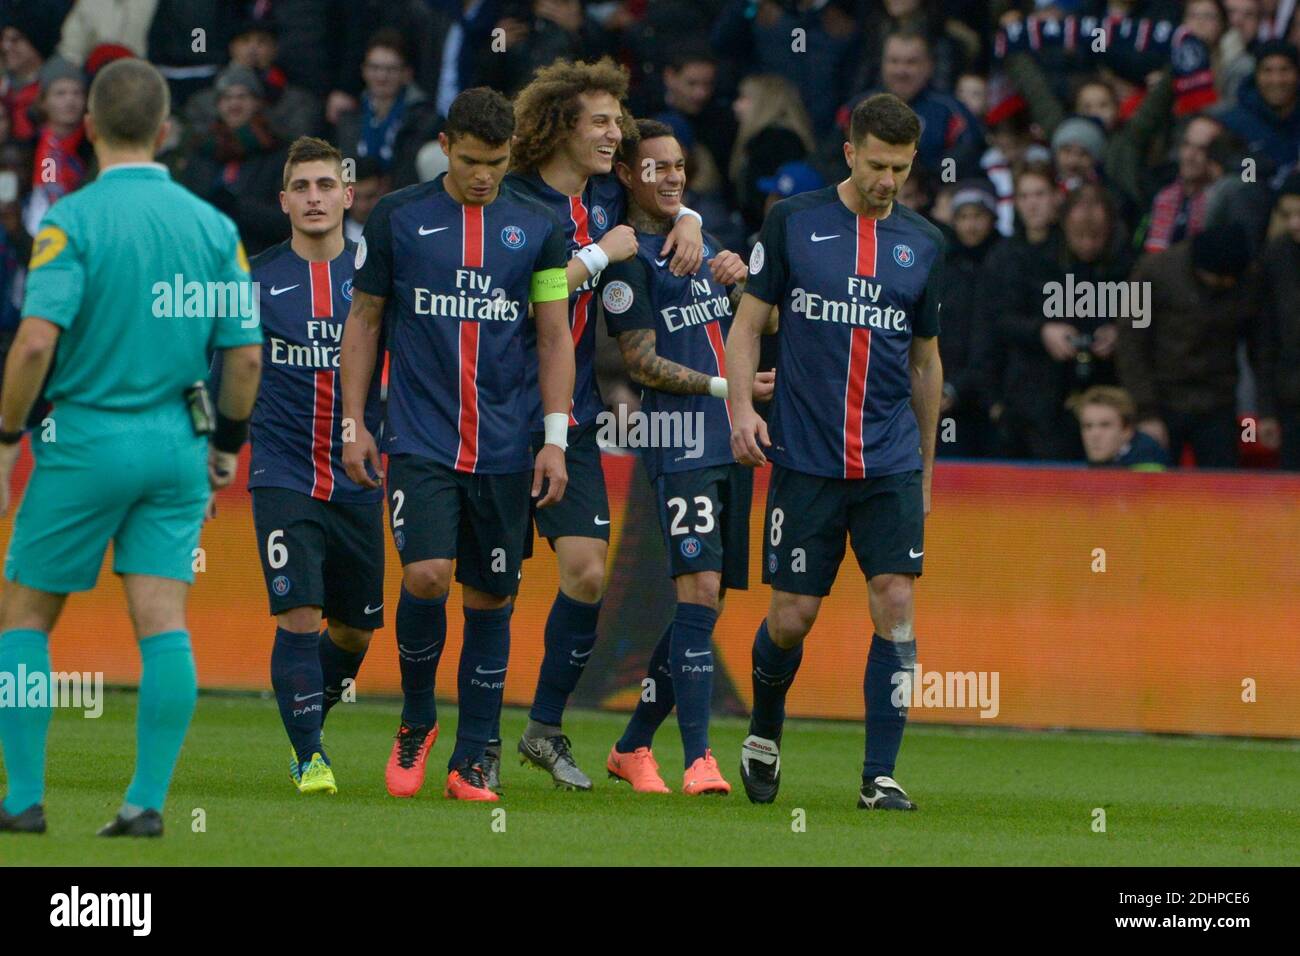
[0,802,46,834]
[98,809,163,837]
[739,733,782,804]
[857,775,917,811]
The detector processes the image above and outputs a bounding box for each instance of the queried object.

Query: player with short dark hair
[0,58,263,837]
[338,87,575,802]
[600,120,767,794]
[726,92,945,811]
[490,59,706,791]
[213,135,383,796]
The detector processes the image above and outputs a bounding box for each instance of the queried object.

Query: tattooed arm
[616,328,713,395]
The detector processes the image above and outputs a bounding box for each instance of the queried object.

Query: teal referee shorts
[4,402,209,594]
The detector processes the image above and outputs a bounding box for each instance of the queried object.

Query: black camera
[1069,333,1094,385]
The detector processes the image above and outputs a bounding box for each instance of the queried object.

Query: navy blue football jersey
[602,230,734,480]
[507,170,626,430]
[353,174,568,474]
[746,186,944,479]
[225,239,384,503]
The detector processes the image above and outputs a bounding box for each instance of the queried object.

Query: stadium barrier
[4,447,1297,739]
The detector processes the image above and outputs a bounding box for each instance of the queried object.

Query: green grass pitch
[1,691,1295,866]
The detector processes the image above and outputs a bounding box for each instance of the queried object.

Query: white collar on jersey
[98,162,169,175]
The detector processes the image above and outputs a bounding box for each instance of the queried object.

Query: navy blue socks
[749,618,803,740]
[396,587,447,727]
[529,589,601,726]
[668,603,718,766]
[271,626,324,764]
[451,605,511,769]
[616,622,676,752]
[863,633,916,781]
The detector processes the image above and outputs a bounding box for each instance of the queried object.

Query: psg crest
[591,205,608,229]
[271,575,291,596]
[680,536,702,558]
[341,278,353,301]
[501,225,526,249]
[893,243,915,268]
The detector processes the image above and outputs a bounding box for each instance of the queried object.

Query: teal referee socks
[125,630,198,812]
[0,629,53,814]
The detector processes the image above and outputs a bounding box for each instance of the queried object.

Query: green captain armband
[530,267,568,304]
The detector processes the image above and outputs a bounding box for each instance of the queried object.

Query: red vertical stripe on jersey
[843,216,877,478]
[456,204,484,468]
[454,322,481,472]
[704,321,732,430]
[307,260,335,498]
[569,195,591,245]
[842,329,870,479]
[309,260,333,317]
[463,204,484,268]
[854,215,877,277]
[310,369,336,499]
[566,196,591,427]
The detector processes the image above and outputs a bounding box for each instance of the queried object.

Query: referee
[0,59,263,838]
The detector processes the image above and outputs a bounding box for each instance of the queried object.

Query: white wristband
[575,243,609,277]
[543,412,569,449]
[708,376,729,399]
[674,205,702,224]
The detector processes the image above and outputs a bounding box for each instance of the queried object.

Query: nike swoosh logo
[683,648,712,658]
[293,692,322,702]
[269,284,299,295]
[475,665,507,675]
[909,548,924,558]
[593,517,610,526]
[418,226,449,236]
[654,258,669,268]
[570,648,594,659]
[364,603,383,614]
[810,233,839,242]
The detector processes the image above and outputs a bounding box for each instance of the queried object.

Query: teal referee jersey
[4,162,263,592]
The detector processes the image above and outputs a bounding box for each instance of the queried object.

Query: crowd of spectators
[4,0,1300,470]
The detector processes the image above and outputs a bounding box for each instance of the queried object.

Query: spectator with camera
[1117,223,1274,467]
[992,182,1128,461]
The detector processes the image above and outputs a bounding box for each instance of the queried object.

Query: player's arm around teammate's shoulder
[569,222,638,294]
[658,205,704,276]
